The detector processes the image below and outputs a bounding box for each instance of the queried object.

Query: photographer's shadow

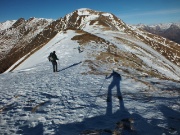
[106,70,125,115]
[54,71,136,134]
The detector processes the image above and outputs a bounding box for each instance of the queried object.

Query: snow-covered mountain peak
[62,8,127,33]
[76,8,94,15]
[138,22,180,30]
[0,20,16,31]
[1,8,180,81]
[76,8,118,20]
[76,8,114,18]
[136,22,180,44]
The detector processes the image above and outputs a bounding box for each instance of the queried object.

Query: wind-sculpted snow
[0,54,180,135]
[1,30,180,135]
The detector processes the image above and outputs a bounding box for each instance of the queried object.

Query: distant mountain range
[136,23,180,44]
[0,8,180,81]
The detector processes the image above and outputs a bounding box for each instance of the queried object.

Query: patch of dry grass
[83,42,169,79]
[0,95,20,113]
[132,31,180,67]
[71,32,109,45]
[31,101,49,113]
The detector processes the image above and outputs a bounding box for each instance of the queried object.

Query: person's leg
[55,61,58,72]
[52,62,55,72]
[107,83,114,102]
[106,83,114,115]
[116,82,121,98]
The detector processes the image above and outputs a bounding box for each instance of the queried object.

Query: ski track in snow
[0,31,180,135]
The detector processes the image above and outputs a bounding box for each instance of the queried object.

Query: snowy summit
[77,8,94,15]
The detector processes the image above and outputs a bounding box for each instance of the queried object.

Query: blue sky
[0,0,180,24]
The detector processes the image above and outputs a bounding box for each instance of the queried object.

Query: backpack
[48,53,54,61]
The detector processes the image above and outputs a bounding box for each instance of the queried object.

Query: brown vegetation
[71,32,109,45]
[133,30,180,67]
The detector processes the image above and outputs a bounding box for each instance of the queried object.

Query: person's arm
[106,74,112,79]
[55,54,59,60]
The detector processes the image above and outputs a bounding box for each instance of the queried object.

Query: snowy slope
[1,8,180,76]
[0,20,16,31]
[82,25,180,80]
[7,8,180,80]
[0,18,53,55]
[0,17,53,73]
[0,29,180,135]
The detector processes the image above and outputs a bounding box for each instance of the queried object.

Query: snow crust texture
[1,30,180,135]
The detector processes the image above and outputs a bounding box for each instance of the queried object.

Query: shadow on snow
[17,71,179,135]
[58,61,82,72]
[53,71,170,135]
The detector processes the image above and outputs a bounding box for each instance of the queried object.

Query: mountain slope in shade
[137,23,180,44]
[0,18,53,73]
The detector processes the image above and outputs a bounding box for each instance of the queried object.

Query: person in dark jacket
[48,51,59,72]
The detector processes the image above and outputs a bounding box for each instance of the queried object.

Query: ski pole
[84,76,107,118]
